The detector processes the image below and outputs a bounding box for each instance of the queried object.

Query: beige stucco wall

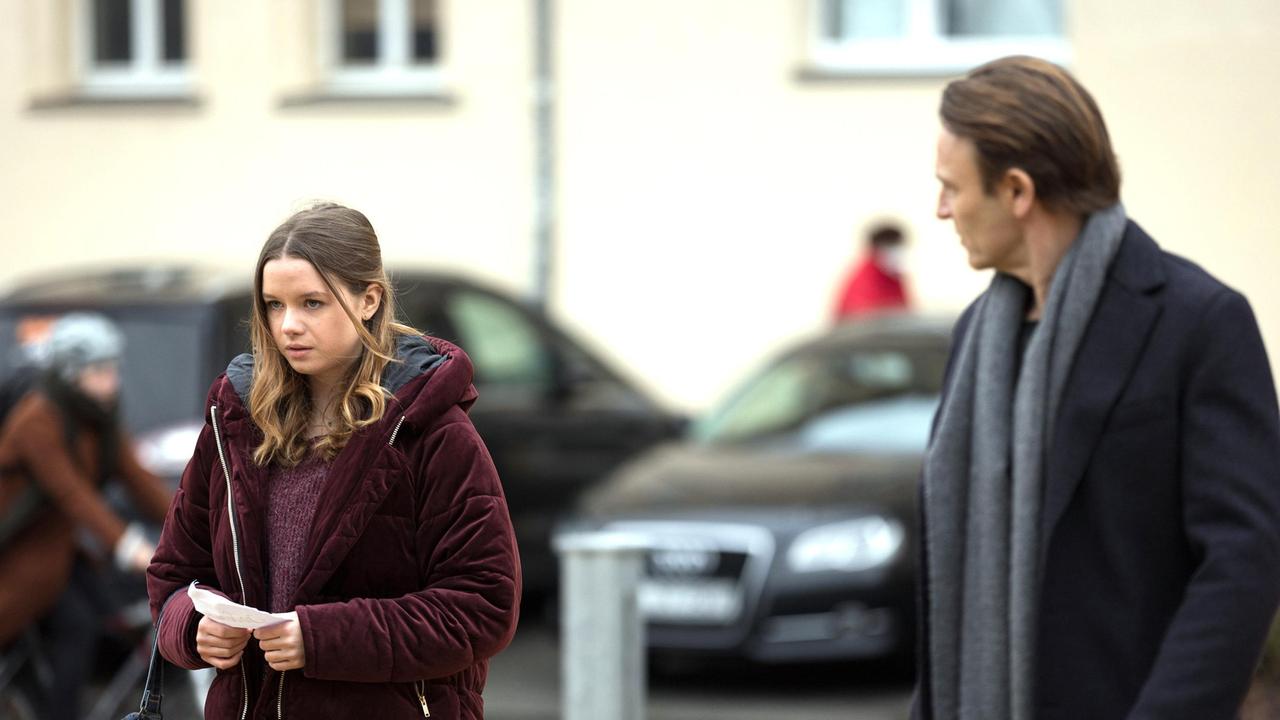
[1,0,535,301]
[1072,0,1280,374]
[1,0,1278,412]
[554,0,1280,409]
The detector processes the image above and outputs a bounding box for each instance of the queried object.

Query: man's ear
[1001,167,1037,219]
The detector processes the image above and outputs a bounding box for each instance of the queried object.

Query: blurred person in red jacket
[832,222,911,321]
[0,313,171,720]
[146,203,521,719]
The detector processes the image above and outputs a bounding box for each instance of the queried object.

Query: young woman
[147,203,521,719]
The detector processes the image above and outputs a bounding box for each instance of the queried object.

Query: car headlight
[786,516,904,573]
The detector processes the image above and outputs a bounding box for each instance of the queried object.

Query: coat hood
[207,333,476,437]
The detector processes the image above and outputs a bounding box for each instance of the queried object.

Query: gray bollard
[554,531,648,720]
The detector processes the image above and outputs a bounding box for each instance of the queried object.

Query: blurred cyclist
[0,313,172,719]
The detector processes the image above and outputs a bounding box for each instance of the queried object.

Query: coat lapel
[1040,222,1166,553]
[291,422,410,603]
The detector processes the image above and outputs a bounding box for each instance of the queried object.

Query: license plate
[638,579,742,624]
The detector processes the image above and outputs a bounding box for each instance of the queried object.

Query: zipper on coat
[277,671,286,720]
[414,680,430,717]
[210,405,251,720]
[210,405,248,601]
[389,415,407,447]
[238,665,249,720]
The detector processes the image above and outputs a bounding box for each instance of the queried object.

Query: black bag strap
[137,616,165,717]
[125,589,180,720]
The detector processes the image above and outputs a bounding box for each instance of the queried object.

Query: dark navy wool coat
[916,221,1280,720]
[148,336,521,719]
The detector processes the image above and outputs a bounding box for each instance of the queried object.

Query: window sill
[801,38,1072,82]
[795,65,958,83]
[28,93,203,111]
[278,89,459,109]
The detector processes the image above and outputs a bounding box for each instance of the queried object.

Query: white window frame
[322,0,445,96]
[76,0,191,98]
[808,0,1071,77]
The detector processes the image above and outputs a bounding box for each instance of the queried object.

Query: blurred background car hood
[579,441,922,518]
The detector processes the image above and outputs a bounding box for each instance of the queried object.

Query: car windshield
[693,342,947,453]
[0,307,211,434]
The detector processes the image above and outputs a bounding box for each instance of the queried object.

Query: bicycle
[0,596,205,720]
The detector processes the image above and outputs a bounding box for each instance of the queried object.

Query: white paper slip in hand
[187,581,292,629]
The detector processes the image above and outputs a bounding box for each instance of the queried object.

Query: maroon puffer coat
[147,335,521,719]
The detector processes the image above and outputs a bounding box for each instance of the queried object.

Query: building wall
[2,0,1278,412]
[1073,0,1280,369]
[558,0,1280,409]
[2,0,535,298]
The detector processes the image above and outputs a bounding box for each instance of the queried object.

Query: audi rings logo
[649,543,720,577]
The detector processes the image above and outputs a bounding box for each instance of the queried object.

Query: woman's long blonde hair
[249,202,417,467]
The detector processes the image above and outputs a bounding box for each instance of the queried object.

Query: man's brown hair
[940,55,1121,215]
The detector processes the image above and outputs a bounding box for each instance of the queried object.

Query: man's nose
[936,191,951,220]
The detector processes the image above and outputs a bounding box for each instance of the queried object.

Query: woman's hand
[254,611,306,672]
[196,616,252,670]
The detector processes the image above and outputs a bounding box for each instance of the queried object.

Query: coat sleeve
[297,421,522,683]
[146,422,221,670]
[11,397,128,553]
[1127,289,1280,719]
[116,433,174,524]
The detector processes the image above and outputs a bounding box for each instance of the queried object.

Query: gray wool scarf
[922,203,1127,720]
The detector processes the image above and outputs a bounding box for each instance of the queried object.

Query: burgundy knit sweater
[264,453,331,613]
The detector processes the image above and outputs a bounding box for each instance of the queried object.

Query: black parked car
[0,264,683,599]
[568,314,952,666]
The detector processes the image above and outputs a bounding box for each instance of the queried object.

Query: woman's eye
[305,299,323,309]
[266,300,283,311]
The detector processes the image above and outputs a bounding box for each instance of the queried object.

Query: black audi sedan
[0,264,683,600]
[568,314,953,665]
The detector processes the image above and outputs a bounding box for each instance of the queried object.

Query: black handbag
[120,601,169,720]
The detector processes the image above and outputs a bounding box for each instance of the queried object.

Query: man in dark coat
[915,55,1280,720]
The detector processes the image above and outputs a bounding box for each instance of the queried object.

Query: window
[445,290,552,391]
[809,0,1069,76]
[324,0,443,94]
[79,0,190,96]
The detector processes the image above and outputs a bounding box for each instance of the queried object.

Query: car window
[796,395,939,453]
[695,361,811,442]
[550,335,655,412]
[444,290,552,390]
[695,345,946,452]
[118,311,208,433]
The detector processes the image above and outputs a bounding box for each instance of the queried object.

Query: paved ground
[484,621,915,720]
[80,618,913,719]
